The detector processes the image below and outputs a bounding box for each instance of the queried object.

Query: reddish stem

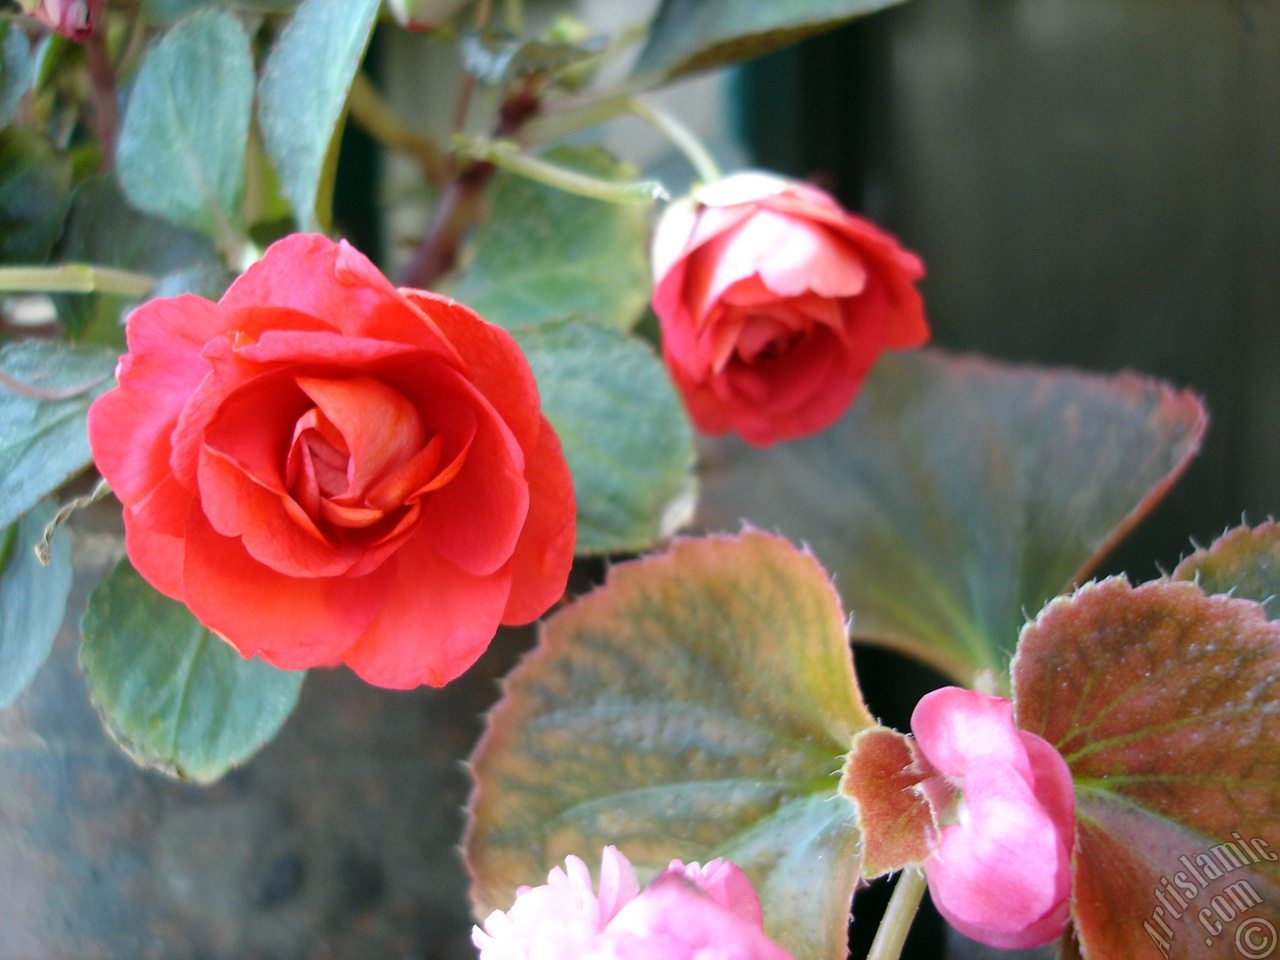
[398,162,494,289]
[397,87,542,290]
[83,30,119,168]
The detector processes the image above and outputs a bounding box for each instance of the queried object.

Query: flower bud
[386,0,471,31]
[651,171,929,447]
[27,0,100,41]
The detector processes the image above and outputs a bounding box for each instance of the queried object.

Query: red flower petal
[340,531,512,688]
[197,445,366,578]
[122,507,186,600]
[397,367,529,578]
[294,375,427,499]
[502,416,575,625]
[181,508,392,666]
[88,294,231,507]
[221,235,463,359]
[400,290,542,457]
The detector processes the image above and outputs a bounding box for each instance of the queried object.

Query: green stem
[866,868,928,960]
[628,97,722,185]
[520,91,636,146]
[454,135,666,204]
[348,72,445,183]
[503,0,522,33]
[0,264,154,298]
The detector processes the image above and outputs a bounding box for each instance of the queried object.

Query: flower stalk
[628,97,722,185]
[0,264,155,298]
[865,868,927,960]
[454,134,666,204]
[347,73,446,184]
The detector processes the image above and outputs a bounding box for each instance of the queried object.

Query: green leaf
[0,129,72,264]
[454,146,652,333]
[1172,521,1280,616]
[149,262,235,301]
[0,22,35,127]
[0,340,118,531]
[80,559,306,783]
[0,501,72,707]
[257,0,381,233]
[699,349,1208,684]
[513,319,696,554]
[465,531,873,960]
[1012,578,1280,960]
[633,0,913,83]
[141,0,215,24]
[458,31,605,86]
[53,176,219,339]
[116,8,253,247]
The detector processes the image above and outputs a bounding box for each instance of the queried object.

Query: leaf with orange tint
[464,531,872,960]
[1012,578,1280,960]
[838,726,942,879]
[699,349,1207,685]
[1172,521,1280,617]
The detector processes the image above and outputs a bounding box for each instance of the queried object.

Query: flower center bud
[285,375,432,532]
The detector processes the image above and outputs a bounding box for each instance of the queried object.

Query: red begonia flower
[651,171,929,447]
[88,234,575,689]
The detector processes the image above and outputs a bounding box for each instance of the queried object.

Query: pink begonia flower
[911,687,1075,950]
[473,846,797,960]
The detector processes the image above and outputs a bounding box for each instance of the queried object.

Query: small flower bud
[29,0,100,41]
[386,0,471,31]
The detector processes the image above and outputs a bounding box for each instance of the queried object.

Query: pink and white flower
[473,846,796,960]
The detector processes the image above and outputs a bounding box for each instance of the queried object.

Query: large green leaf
[0,129,72,264]
[0,340,118,531]
[0,22,35,127]
[699,349,1207,684]
[514,319,696,554]
[80,559,306,784]
[257,0,381,232]
[633,0,913,83]
[116,8,253,246]
[0,501,72,707]
[141,0,217,24]
[453,146,652,333]
[465,531,872,960]
[1172,521,1280,615]
[53,176,219,340]
[1013,578,1280,960]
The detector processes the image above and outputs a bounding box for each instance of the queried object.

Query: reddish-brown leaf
[1013,578,1280,960]
[839,727,945,878]
[1173,521,1280,618]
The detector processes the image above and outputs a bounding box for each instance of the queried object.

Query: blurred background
[4,1,1276,958]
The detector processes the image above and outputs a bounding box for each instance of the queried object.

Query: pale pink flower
[27,0,99,40]
[473,847,796,960]
[911,687,1075,950]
